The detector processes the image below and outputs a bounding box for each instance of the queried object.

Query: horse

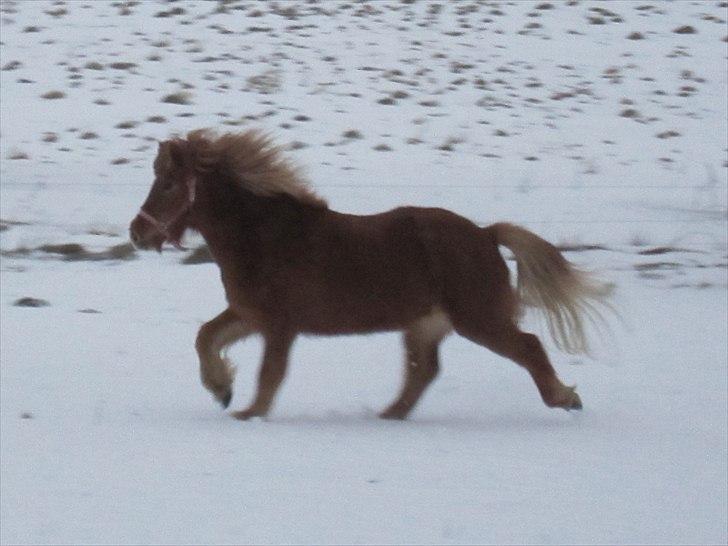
[129,129,612,421]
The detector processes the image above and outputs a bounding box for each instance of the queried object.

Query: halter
[135,176,196,250]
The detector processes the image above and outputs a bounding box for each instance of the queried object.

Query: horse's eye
[162,181,175,193]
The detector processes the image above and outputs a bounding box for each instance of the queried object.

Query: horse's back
[320,206,513,324]
[293,207,440,332]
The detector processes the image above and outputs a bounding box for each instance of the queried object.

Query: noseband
[134,176,196,250]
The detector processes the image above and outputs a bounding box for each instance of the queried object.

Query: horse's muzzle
[129,215,164,252]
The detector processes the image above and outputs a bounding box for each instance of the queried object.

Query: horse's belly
[296,286,434,335]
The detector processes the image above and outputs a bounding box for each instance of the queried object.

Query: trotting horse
[130,129,612,420]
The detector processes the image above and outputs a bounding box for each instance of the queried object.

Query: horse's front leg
[196,308,253,408]
[233,330,294,421]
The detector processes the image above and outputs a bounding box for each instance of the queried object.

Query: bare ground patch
[2,242,137,262]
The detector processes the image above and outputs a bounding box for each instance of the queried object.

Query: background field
[1,1,726,545]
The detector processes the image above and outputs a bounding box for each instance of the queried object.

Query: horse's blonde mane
[186,128,327,208]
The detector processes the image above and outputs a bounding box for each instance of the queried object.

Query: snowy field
[1,1,726,544]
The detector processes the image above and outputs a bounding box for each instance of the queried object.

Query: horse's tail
[491,222,614,355]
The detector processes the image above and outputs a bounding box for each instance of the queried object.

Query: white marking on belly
[411,306,453,343]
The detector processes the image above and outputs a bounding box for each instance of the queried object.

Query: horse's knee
[195,321,215,355]
[200,310,255,356]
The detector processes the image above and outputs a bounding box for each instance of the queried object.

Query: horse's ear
[167,138,189,167]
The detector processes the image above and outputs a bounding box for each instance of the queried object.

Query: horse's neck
[191,180,309,258]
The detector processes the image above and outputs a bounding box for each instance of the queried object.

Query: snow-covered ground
[1,1,726,544]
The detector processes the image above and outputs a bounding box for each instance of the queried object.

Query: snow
[1,1,726,544]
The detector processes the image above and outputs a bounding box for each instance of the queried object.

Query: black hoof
[566,396,583,411]
[219,390,232,409]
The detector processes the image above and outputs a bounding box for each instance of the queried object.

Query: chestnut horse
[130,129,612,420]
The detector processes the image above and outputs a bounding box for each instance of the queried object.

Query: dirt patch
[637,246,701,256]
[7,150,29,160]
[1,247,32,258]
[13,297,50,307]
[2,60,22,71]
[40,90,65,100]
[634,262,682,271]
[558,244,609,252]
[4,242,136,262]
[161,92,193,105]
[38,243,87,257]
[673,25,697,34]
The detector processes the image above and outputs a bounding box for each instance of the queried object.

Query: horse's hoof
[232,408,265,421]
[218,390,232,409]
[379,408,408,421]
[567,392,583,411]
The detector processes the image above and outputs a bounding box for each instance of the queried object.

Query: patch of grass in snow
[161,91,193,105]
[40,90,65,100]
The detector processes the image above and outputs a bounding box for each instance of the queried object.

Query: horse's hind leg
[196,308,253,408]
[460,322,581,411]
[233,330,294,421]
[380,309,453,420]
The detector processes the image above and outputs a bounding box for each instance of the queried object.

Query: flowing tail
[491,223,614,355]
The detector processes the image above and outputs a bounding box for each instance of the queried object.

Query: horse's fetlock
[544,384,582,410]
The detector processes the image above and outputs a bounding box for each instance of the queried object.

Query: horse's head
[130,139,196,251]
